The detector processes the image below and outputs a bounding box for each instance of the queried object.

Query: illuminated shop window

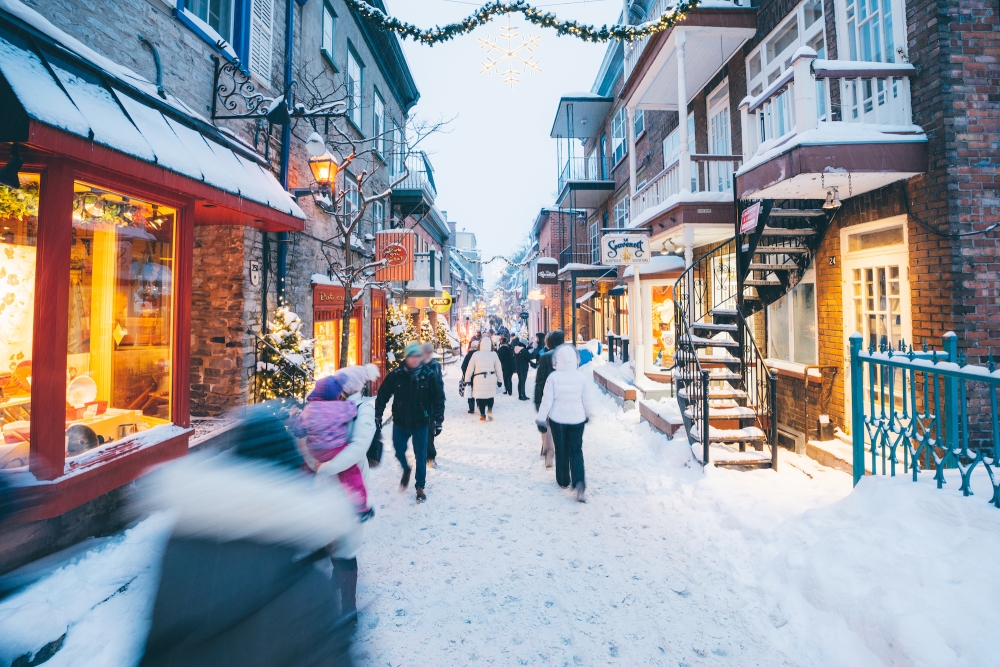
[65,182,175,458]
[314,317,359,378]
[0,173,38,469]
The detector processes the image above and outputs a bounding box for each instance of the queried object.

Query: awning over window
[0,12,305,231]
[576,290,597,306]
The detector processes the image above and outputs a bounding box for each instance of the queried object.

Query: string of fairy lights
[449,247,539,268]
[344,0,704,45]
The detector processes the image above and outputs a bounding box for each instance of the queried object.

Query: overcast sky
[390,0,619,284]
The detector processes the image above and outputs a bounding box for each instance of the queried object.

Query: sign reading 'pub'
[600,234,651,266]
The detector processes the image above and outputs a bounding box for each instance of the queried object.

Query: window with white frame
[662,113,696,190]
[373,90,385,158]
[599,134,608,179]
[613,195,629,228]
[611,107,627,166]
[391,121,404,175]
[590,222,600,264]
[248,0,274,82]
[321,2,336,62]
[634,109,645,137]
[706,80,734,192]
[745,0,825,152]
[343,172,360,217]
[189,0,235,41]
[346,47,363,131]
[843,0,896,63]
[371,199,385,232]
[768,273,818,365]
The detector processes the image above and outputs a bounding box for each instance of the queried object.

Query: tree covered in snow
[419,315,435,344]
[436,318,457,353]
[386,303,415,372]
[255,307,315,400]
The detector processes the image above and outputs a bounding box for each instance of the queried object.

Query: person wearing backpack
[375,343,445,503]
[291,373,374,521]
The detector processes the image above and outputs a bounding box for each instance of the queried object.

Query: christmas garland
[450,247,539,268]
[344,0,703,45]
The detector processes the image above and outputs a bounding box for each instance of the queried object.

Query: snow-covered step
[677,386,747,400]
[769,207,826,218]
[675,350,741,364]
[710,308,739,318]
[680,334,739,348]
[759,226,818,236]
[691,322,738,334]
[745,279,783,287]
[673,368,742,381]
[690,425,766,444]
[747,263,797,271]
[684,405,756,420]
[754,246,809,255]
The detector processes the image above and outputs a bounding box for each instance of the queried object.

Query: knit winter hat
[308,374,346,401]
[403,342,422,359]
[335,364,380,395]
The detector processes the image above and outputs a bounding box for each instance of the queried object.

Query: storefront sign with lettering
[601,234,651,265]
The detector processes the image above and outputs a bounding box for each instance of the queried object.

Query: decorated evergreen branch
[386,303,416,371]
[419,316,435,344]
[255,307,316,400]
[344,0,703,46]
[436,319,457,353]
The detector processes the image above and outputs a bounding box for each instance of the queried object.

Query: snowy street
[3,364,1000,666]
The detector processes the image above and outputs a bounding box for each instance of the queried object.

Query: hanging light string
[449,246,539,268]
[344,0,704,45]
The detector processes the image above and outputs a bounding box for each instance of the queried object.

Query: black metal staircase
[672,199,834,469]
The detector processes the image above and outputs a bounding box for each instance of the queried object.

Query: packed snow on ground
[3,366,1000,666]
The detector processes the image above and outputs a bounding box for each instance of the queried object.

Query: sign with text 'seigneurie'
[374,230,415,282]
[601,234,651,266]
[535,258,559,285]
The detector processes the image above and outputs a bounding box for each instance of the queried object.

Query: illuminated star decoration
[478,14,541,89]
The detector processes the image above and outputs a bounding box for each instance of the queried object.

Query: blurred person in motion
[421,342,443,468]
[497,336,515,396]
[460,334,481,414]
[296,363,380,620]
[536,345,596,502]
[139,403,356,667]
[375,342,445,503]
[464,337,504,422]
[533,330,565,468]
[512,336,531,401]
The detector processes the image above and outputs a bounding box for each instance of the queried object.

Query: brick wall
[774,372,836,441]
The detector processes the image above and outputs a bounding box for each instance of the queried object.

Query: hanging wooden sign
[374,230,415,281]
[535,257,559,285]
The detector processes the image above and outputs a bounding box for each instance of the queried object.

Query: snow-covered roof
[536,257,559,266]
[623,255,686,278]
[576,290,596,305]
[557,263,613,276]
[0,1,304,221]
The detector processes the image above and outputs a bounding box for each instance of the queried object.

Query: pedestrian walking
[463,337,504,421]
[512,336,530,400]
[461,334,480,414]
[497,336,515,396]
[421,342,443,468]
[536,345,596,502]
[533,330,565,468]
[529,332,546,368]
[375,343,445,503]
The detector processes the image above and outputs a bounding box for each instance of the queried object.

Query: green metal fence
[850,332,1000,507]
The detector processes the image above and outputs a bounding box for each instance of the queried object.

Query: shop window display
[64,182,175,459]
[650,284,674,368]
[0,173,38,469]
[314,316,359,378]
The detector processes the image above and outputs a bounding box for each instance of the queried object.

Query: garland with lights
[344,0,703,45]
[450,247,539,268]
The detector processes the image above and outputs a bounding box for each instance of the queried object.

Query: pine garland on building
[344,0,703,46]
[386,303,416,371]
[255,307,315,400]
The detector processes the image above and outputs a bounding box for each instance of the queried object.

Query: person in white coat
[463,337,504,422]
[536,345,596,502]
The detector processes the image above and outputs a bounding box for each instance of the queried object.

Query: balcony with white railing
[630,153,742,227]
[736,47,928,201]
[555,155,615,209]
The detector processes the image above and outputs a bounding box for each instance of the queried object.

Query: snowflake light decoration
[478,14,541,89]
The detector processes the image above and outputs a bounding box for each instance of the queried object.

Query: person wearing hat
[375,342,445,503]
[421,341,444,467]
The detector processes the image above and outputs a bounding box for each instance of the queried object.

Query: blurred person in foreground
[139,402,356,667]
[375,342,445,503]
[536,345,596,502]
[421,342,444,468]
[533,330,565,468]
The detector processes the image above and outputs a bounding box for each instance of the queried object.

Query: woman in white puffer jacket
[535,344,596,501]
[464,337,504,421]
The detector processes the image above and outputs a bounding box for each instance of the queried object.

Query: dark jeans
[427,424,437,461]
[468,398,476,413]
[550,421,585,489]
[516,371,527,398]
[502,371,514,395]
[392,424,429,489]
[476,398,495,416]
[331,557,357,614]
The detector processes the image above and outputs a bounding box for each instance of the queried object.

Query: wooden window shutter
[249,0,274,82]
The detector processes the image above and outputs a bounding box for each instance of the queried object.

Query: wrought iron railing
[557,156,605,192]
[737,311,778,468]
[850,332,1000,507]
[248,329,313,403]
[608,334,630,364]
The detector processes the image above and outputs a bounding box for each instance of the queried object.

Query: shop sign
[740,202,761,234]
[430,290,453,314]
[536,258,559,285]
[519,312,529,320]
[374,230,415,281]
[601,234,651,265]
[250,261,261,287]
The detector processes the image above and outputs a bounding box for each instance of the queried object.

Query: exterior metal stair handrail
[248,328,313,402]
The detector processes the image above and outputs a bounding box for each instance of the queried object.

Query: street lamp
[308,151,340,187]
[305,132,353,214]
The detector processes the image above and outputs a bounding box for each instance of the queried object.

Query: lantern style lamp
[309,151,339,188]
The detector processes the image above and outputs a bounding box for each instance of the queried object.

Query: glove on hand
[537,423,548,434]
[434,424,442,437]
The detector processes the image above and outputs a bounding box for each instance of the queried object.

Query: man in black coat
[496,336,515,396]
[533,330,565,410]
[376,342,445,503]
[511,337,531,400]
[421,342,443,468]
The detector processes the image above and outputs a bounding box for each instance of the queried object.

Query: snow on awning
[0,14,304,229]
[576,290,596,305]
